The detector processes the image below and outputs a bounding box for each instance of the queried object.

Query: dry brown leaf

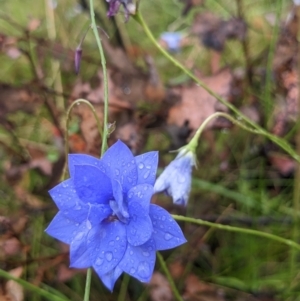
[27,18,41,32]
[168,68,233,134]
[0,267,24,301]
[0,237,21,257]
[148,272,173,301]
[183,274,225,301]
[268,152,295,177]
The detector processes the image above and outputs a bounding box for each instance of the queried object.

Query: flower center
[109,199,129,224]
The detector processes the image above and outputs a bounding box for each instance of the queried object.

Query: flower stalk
[172,215,300,252]
[89,0,109,155]
[133,11,300,163]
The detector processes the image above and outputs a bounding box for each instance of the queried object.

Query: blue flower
[154,149,195,206]
[106,0,136,21]
[45,140,186,291]
[160,32,183,52]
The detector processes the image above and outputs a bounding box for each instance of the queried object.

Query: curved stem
[157,252,183,301]
[133,12,300,163]
[186,112,259,153]
[172,214,300,252]
[62,98,103,181]
[89,0,109,155]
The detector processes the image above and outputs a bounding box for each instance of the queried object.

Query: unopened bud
[75,46,82,75]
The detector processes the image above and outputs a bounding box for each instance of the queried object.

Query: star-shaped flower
[46,140,186,291]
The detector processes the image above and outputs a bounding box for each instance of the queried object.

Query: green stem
[264,0,282,127]
[0,268,69,301]
[118,274,130,301]
[157,252,183,301]
[186,112,259,153]
[172,215,300,252]
[62,98,103,180]
[89,0,109,155]
[133,12,300,163]
[83,268,92,301]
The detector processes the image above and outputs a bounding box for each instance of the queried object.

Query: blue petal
[91,221,127,275]
[126,202,153,246]
[74,165,113,204]
[135,151,158,186]
[101,140,138,193]
[68,154,105,178]
[49,179,79,211]
[87,204,112,226]
[127,184,153,212]
[49,179,111,225]
[149,204,187,250]
[70,220,93,268]
[98,266,123,292]
[45,212,80,244]
[119,238,156,283]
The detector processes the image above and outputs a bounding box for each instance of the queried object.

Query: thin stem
[133,12,300,163]
[45,0,65,114]
[83,268,92,301]
[264,0,282,128]
[89,0,109,155]
[0,268,69,301]
[62,98,103,181]
[172,215,300,252]
[157,252,183,301]
[118,274,130,301]
[186,112,269,155]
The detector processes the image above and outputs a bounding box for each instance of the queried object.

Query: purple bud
[75,46,82,75]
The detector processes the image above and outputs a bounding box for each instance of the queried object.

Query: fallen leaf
[183,274,225,301]
[168,68,233,134]
[148,272,173,301]
[0,267,24,301]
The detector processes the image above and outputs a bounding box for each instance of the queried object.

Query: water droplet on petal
[74,232,84,240]
[143,170,150,179]
[142,251,150,257]
[96,257,103,265]
[128,177,133,183]
[105,252,113,261]
[116,236,120,241]
[161,216,166,221]
[130,250,133,256]
[115,169,120,176]
[164,233,173,240]
[137,261,150,278]
[128,192,134,198]
[138,163,144,169]
[86,220,92,230]
[130,268,136,274]
[109,240,115,246]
